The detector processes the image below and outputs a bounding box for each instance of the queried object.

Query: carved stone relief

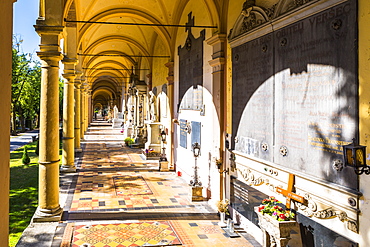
[236,164,358,233]
[229,0,319,40]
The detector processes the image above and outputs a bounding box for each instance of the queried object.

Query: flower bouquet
[257,196,295,221]
[216,199,230,227]
[216,199,230,215]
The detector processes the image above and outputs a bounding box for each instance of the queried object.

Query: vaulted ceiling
[62,0,221,109]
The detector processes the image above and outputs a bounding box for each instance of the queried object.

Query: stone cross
[276,173,305,209]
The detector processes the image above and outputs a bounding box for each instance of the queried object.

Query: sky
[13,0,40,60]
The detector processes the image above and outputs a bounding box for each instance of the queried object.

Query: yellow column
[0,0,14,243]
[88,89,93,124]
[83,88,88,132]
[33,25,64,221]
[74,78,82,152]
[207,34,227,200]
[60,58,77,173]
[165,62,174,168]
[85,89,90,131]
[80,84,85,140]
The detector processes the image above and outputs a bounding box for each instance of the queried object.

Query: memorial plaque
[191,121,201,146]
[179,119,187,149]
[179,86,204,110]
[178,13,205,111]
[160,85,167,118]
[274,0,358,188]
[231,0,358,189]
[230,176,268,226]
[232,33,274,162]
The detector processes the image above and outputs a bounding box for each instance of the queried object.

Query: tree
[11,36,64,135]
[11,36,41,134]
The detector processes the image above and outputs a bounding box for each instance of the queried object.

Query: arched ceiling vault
[63,0,220,108]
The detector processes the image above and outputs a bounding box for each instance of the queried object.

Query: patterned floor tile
[59,122,260,247]
[72,222,181,247]
[114,175,153,196]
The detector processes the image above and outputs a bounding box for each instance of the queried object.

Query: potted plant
[255,196,297,247]
[216,199,230,227]
[257,196,295,221]
[124,137,134,146]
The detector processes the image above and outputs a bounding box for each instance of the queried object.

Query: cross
[276,173,305,209]
[186,12,195,34]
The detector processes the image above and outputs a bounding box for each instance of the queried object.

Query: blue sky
[13,0,40,59]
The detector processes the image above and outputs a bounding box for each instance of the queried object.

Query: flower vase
[218,212,227,228]
[254,207,297,247]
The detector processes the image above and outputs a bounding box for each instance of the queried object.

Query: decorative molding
[234,153,360,234]
[295,193,358,233]
[236,168,267,186]
[228,0,320,41]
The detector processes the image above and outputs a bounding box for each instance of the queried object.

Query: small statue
[113,105,119,119]
[149,91,157,122]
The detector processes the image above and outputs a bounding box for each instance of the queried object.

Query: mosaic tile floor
[57,121,260,247]
[113,175,153,196]
[72,221,181,247]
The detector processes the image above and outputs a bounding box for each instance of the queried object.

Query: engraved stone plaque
[191,121,201,146]
[178,24,205,110]
[179,119,187,149]
[232,33,274,162]
[231,0,358,189]
[273,1,358,188]
[230,176,268,226]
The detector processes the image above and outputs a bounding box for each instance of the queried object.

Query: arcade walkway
[17,120,260,247]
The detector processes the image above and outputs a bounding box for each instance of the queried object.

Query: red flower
[273,206,278,209]
[279,214,287,220]
[258,206,265,212]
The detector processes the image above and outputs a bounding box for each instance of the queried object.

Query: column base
[60,164,76,173]
[32,206,63,222]
[75,148,83,153]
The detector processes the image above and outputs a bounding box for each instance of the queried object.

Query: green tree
[11,37,41,134]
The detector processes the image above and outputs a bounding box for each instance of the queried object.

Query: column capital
[37,51,63,64]
[62,73,77,82]
[62,57,78,65]
[34,25,64,36]
[206,33,227,46]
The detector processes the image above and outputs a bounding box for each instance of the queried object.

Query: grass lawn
[9,140,62,247]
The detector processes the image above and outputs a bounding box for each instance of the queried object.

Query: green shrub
[21,146,30,165]
[35,139,39,156]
